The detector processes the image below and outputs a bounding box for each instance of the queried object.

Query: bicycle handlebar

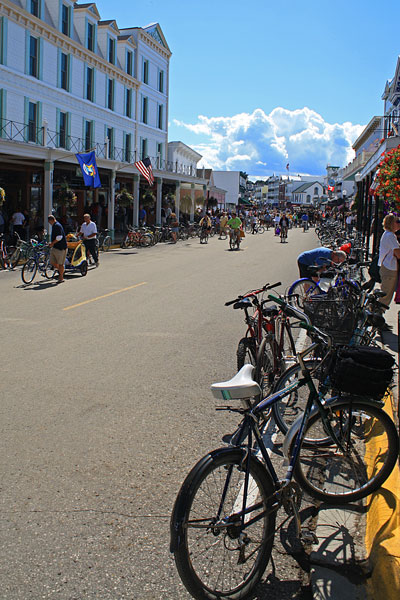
[225,282,281,306]
[267,294,312,325]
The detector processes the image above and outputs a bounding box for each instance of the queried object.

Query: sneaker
[95,262,99,268]
[381,323,392,331]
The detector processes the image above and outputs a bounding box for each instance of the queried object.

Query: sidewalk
[310,303,400,600]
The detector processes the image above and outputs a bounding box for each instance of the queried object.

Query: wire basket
[303,296,356,345]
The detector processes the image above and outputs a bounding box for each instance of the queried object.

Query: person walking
[78,213,99,267]
[11,208,26,241]
[47,214,67,283]
[378,214,400,312]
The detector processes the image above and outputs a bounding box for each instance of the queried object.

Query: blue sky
[94,0,400,177]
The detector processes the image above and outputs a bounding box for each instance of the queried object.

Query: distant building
[212,171,247,208]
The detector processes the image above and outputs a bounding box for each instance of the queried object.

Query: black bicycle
[171,298,398,600]
[21,243,55,284]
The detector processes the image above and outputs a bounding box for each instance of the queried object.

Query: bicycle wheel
[44,257,57,279]
[288,279,321,309]
[140,234,153,247]
[292,398,399,503]
[236,337,257,371]
[229,235,236,250]
[21,258,37,284]
[171,448,276,600]
[8,247,20,269]
[104,236,112,251]
[258,225,265,234]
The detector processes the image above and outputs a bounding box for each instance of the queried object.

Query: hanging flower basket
[142,192,155,207]
[55,182,77,207]
[0,187,5,207]
[116,188,133,207]
[376,147,400,213]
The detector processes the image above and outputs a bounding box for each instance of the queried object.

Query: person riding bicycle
[301,213,309,231]
[227,212,242,244]
[219,212,228,239]
[199,214,211,232]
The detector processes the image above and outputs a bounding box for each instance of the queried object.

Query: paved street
[0,228,318,599]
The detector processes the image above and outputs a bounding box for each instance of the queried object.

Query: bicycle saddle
[263,305,279,317]
[211,364,261,400]
[233,298,252,310]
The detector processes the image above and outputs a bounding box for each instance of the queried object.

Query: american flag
[134,157,154,186]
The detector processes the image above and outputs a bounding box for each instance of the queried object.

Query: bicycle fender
[282,395,385,462]
[170,447,272,553]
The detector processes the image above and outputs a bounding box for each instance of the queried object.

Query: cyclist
[219,212,228,239]
[199,214,211,242]
[301,212,309,231]
[227,212,242,246]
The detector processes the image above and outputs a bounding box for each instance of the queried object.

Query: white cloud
[172,107,364,176]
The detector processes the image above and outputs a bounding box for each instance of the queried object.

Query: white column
[190,183,195,221]
[175,181,180,223]
[44,160,53,229]
[156,177,162,225]
[133,174,140,227]
[108,170,115,239]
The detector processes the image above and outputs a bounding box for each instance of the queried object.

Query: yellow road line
[63,282,147,311]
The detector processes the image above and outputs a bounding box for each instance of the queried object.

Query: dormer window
[30,0,40,17]
[61,4,70,36]
[87,22,95,52]
[126,51,133,76]
[108,37,115,64]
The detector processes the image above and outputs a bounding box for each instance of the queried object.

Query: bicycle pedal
[301,530,319,545]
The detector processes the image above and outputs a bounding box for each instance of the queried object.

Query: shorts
[171,227,179,233]
[298,261,314,279]
[50,247,67,266]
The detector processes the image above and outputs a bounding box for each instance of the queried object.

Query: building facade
[0,0,206,234]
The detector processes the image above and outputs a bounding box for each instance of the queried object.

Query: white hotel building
[0,0,207,233]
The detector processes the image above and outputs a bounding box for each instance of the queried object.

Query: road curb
[365,391,400,600]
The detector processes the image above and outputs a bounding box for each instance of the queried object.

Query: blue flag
[75,151,102,188]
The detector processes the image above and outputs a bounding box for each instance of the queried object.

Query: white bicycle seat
[211,364,261,400]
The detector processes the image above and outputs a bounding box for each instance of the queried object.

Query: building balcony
[0,118,201,179]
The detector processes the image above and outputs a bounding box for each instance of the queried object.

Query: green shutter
[25,30,30,74]
[24,96,29,141]
[38,38,43,79]
[37,101,42,144]
[57,48,61,87]
[66,111,71,150]
[0,17,8,65]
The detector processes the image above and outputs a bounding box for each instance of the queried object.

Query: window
[124,133,131,162]
[84,120,93,150]
[314,187,319,196]
[107,79,114,110]
[58,111,67,148]
[142,96,148,124]
[142,59,149,84]
[28,101,37,142]
[158,104,163,129]
[126,51,133,76]
[30,0,39,17]
[86,66,94,101]
[87,21,94,51]
[108,37,115,64]
[60,52,69,90]
[125,88,132,118]
[158,69,164,93]
[29,35,38,77]
[106,127,114,159]
[61,4,70,36]
[141,138,147,160]
[157,143,163,168]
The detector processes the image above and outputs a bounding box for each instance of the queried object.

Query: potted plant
[116,188,134,207]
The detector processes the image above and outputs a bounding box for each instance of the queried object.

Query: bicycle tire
[236,337,257,372]
[21,258,37,284]
[287,279,321,309]
[171,448,276,600]
[44,257,57,279]
[291,398,399,503]
[229,236,236,250]
[140,234,153,247]
[8,247,20,269]
[258,226,265,234]
[104,236,112,251]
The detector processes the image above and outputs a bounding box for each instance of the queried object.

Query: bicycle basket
[329,345,394,399]
[303,297,356,344]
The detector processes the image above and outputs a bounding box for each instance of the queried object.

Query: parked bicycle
[171,298,398,600]
[96,229,112,252]
[21,244,55,284]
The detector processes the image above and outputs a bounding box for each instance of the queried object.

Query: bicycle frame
[223,342,343,532]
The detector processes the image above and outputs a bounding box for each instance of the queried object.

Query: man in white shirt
[11,209,25,240]
[78,213,98,267]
